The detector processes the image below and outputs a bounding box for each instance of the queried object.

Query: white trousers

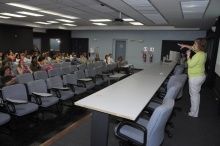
[188,75,206,117]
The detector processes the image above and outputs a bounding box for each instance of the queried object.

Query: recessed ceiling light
[0,13,26,18]
[90,19,111,22]
[129,22,144,25]
[62,24,77,26]
[123,18,134,21]
[6,3,41,11]
[35,22,51,25]
[0,15,11,19]
[17,11,44,17]
[92,23,107,26]
[56,19,74,23]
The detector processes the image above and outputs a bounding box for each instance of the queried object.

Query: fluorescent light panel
[129,22,143,25]
[92,23,107,26]
[123,18,134,21]
[40,10,78,19]
[47,21,59,23]
[0,15,11,19]
[62,24,77,26]
[35,22,51,25]
[90,19,111,22]
[17,11,44,17]
[181,1,209,19]
[6,3,41,11]
[56,19,74,23]
[0,13,26,18]
[123,0,168,24]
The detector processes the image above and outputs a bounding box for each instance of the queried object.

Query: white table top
[75,62,176,121]
[32,92,52,97]
[6,98,27,104]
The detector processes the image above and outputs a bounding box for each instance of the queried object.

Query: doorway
[72,38,89,58]
[115,40,126,62]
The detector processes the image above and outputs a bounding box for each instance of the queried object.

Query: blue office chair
[27,79,59,119]
[115,98,174,146]
[1,84,39,118]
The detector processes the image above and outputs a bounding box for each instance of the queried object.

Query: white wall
[71,30,206,69]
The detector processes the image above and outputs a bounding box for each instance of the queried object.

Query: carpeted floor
[41,82,220,146]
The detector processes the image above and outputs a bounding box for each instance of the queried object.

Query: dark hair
[0,66,11,76]
[195,38,207,52]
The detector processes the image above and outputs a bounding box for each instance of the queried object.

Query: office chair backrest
[70,65,78,73]
[2,84,28,101]
[75,70,86,79]
[85,68,95,78]
[60,66,71,75]
[63,74,78,86]
[16,73,34,84]
[164,82,182,100]
[146,98,174,146]
[52,63,61,69]
[87,62,94,69]
[33,71,48,81]
[78,64,87,71]
[173,65,184,75]
[61,62,71,67]
[27,79,48,94]
[46,76,63,89]
[48,68,61,78]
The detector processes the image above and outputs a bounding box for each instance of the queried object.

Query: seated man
[71,54,81,65]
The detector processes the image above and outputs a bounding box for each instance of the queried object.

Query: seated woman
[38,56,53,71]
[104,55,109,64]
[30,56,42,72]
[0,66,17,88]
[17,60,33,74]
[94,53,101,62]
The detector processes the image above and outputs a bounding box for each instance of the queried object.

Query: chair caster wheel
[170,124,174,128]
[168,133,172,138]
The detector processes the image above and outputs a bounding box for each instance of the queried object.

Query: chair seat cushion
[40,97,59,107]
[75,87,87,95]
[59,91,74,100]
[0,112,11,125]
[14,102,38,116]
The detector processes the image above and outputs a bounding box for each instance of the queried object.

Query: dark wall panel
[33,29,72,53]
[0,24,33,53]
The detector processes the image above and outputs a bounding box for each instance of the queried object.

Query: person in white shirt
[107,53,115,64]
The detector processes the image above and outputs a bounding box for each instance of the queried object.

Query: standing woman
[178,38,207,117]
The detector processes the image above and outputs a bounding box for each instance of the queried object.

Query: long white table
[75,62,176,146]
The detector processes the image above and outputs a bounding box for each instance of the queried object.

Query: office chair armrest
[31,93,42,105]
[116,120,147,146]
[51,88,61,98]
[66,83,76,92]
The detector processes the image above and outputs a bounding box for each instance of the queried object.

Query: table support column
[91,111,109,146]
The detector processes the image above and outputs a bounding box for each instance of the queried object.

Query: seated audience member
[117,56,124,67]
[0,66,17,88]
[71,54,81,65]
[55,54,61,63]
[38,56,53,71]
[30,56,42,72]
[14,53,20,64]
[104,55,109,64]
[7,50,15,61]
[17,60,33,74]
[24,53,32,63]
[1,57,12,67]
[107,53,115,64]
[79,53,88,64]
[94,53,101,62]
